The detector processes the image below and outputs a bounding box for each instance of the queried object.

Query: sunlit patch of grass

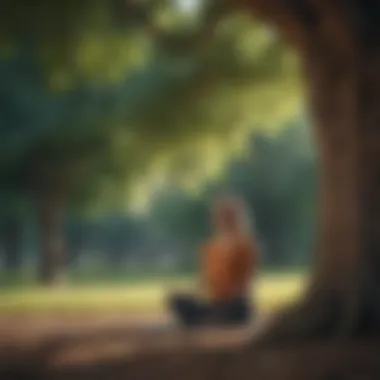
[0,273,306,315]
[256,273,305,311]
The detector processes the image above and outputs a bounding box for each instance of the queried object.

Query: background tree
[149,187,211,270]
[0,160,29,274]
[145,120,316,271]
[0,1,301,285]
[222,121,316,266]
[0,198,25,274]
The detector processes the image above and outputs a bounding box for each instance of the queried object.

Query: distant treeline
[0,123,317,282]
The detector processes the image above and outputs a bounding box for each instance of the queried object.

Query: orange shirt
[200,235,258,302]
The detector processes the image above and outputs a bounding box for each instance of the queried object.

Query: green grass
[0,273,306,315]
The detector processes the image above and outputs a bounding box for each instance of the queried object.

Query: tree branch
[236,0,380,55]
[230,0,316,51]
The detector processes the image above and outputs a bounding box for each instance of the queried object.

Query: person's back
[201,233,258,303]
[168,195,260,328]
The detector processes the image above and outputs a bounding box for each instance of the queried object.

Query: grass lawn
[0,273,306,315]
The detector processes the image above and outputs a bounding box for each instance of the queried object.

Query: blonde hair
[212,195,253,235]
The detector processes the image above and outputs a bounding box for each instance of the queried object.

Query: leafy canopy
[0,0,301,212]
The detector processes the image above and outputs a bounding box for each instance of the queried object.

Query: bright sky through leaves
[176,0,199,12]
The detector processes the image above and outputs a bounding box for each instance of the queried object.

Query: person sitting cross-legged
[168,196,259,328]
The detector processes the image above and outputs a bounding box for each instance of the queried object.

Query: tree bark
[307,39,380,333]
[66,219,86,267]
[1,216,23,273]
[238,1,380,343]
[37,191,67,286]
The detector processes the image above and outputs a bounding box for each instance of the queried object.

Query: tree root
[249,289,380,348]
[250,302,336,348]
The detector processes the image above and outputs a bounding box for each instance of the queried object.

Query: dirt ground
[2,313,380,380]
[0,312,168,344]
[0,312,256,379]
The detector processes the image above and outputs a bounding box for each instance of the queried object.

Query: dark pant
[168,293,252,328]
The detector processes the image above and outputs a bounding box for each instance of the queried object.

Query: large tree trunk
[241,1,380,343]
[37,191,67,286]
[1,216,23,273]
[306,45,380,336]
